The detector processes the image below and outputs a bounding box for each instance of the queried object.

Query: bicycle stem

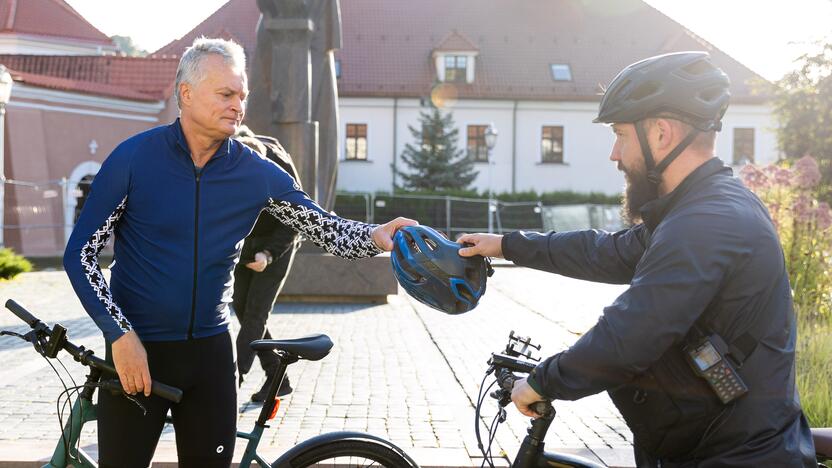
[513,409,556,467]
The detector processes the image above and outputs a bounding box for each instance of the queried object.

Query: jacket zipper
[188,167,202,339]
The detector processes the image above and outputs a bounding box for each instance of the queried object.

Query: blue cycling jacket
[64,119,380,343]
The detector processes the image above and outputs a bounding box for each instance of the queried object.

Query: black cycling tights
[98,331,237,468]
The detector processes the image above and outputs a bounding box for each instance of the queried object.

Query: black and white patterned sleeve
[65,196,132,341]
[264,198,382,260]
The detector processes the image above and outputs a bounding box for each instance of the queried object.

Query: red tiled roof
[434,31,478,53]
[0,54,179,101]
[0,0,112,45]
[154,0,259,58]
[155,0,765,103]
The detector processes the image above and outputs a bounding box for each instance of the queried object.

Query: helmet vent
[681,59,714,76]
[405,233,422,253]
[699,86,723,103]
[453,282,475,304]
[422,236,438,251]
[629,81,660,101]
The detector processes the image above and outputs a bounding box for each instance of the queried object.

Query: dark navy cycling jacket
[64,119,380,343]
[502,158,815,466]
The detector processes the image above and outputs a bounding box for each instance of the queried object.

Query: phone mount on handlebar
[504,330,541,362]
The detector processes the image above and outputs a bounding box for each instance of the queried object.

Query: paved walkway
[0,267,635,467]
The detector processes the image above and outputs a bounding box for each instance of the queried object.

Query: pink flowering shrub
[740,156,832,319]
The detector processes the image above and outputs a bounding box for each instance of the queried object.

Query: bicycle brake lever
[100,380,148,415]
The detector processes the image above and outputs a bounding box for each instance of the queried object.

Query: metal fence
[2,177,90,257]
[0,180,623,258]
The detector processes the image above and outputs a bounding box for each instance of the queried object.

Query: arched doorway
[64,161,101,245]
[73,174,94,224]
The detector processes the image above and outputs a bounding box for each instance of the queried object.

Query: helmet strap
[635,120,700,186]
[635,121,659,184]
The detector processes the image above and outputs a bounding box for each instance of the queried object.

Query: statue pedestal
[278,245,398,303]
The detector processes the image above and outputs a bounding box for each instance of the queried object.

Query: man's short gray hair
[174,37,247,109]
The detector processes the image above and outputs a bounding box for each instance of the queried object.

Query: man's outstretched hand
[457,233,504,258]
[372,217,419,251]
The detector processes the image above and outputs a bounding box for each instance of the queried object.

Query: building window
[541,126,564,163]
[444,55,467,83]
[550,64,572,81]
[467,125,489,162]
[334,59,341,79]
[733,128,754,165]
[345,124,368,160]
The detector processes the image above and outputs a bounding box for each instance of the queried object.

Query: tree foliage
[111,35,148,57]
[772,43,832,200]
[394,107,478,191]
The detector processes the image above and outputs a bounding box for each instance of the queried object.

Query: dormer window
[550,64,572,81]
[444,55,467,83]
[432,31,479,84]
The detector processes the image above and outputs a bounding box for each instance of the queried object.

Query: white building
[162,0,779,196]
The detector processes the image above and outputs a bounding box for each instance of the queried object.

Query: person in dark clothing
[458,52,817,467]
[233,127,300,401]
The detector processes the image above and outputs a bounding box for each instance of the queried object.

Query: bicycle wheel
[276,438,415,467]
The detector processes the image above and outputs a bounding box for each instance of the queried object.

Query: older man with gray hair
[63,37,415,467]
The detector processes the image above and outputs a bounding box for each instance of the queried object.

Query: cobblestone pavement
[0,268,635,467]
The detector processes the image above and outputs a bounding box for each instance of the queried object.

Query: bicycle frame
[44,369,102,468]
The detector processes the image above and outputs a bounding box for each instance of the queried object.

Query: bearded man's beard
[621,163,658,225]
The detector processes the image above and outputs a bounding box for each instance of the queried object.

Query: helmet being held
[391,226,493,314]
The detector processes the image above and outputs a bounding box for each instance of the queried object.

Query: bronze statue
[247,0,342,211]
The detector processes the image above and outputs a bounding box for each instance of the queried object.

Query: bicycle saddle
[250,334,333,361]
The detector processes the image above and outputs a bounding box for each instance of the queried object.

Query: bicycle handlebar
[6,298,39,328]
[490,353,553,417]
[4,299,183,403]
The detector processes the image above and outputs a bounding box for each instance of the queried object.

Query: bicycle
[473,331,604,468]
[1,299,419,468]
[477,331,832,468]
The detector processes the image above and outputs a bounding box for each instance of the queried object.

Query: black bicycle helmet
[391,225,493,315]
[595,51,730,130]
[594,52,731,184]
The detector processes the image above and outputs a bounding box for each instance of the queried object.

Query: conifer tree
[395,107,478,191]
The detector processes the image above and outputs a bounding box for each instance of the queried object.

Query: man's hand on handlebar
[511,377,546,418]
[457,233,504,258]
[111,331,152,397]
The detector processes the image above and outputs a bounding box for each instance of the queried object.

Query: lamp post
[0,66,13,248]
[484,123,498,234]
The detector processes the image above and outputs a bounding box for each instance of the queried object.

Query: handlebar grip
[152,381,183,403]
[530,401,552,417]
[5,299,39,328]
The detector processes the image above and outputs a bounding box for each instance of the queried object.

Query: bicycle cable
[475,371,500,468]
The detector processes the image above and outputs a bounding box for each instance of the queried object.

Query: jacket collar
[640,157,733,231]
[168,118,232,161]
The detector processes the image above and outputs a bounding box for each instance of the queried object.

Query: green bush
[0,248,32,279]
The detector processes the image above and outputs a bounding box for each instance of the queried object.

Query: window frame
[444,55,468,83]
[344,123,368,161]
[540,125,565,164]
[732,127,755,165]
[466,124,489,162]
[550,63,572,82]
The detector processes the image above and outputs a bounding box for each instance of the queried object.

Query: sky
[65,0,832,82]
